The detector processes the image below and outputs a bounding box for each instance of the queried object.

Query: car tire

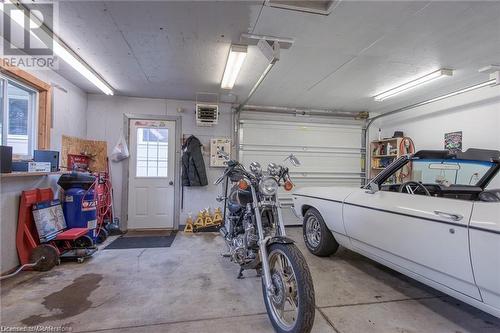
[302,208,339,257]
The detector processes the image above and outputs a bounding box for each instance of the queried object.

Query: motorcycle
[215,152,315,333]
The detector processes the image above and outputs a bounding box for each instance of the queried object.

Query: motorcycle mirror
[267,162,281,176]
[365,182,379,194]
[249,162,262,174]
[285,153,301,167]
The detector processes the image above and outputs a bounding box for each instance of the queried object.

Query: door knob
[169,181,174,186]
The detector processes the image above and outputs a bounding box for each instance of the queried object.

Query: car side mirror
[366,182,379,194]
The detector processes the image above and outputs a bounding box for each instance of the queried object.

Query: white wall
[0,69,88,273]
[86,95,232,228]
[370,84,500,188]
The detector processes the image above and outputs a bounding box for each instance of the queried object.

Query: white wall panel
[371,85,500,188]
[86,95,233,227]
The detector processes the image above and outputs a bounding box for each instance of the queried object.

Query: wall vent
[196,104,219,126]
[265,0,338,15]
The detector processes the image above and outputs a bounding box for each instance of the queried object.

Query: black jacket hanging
[181,135,208,186]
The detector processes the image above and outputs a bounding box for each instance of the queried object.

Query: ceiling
[30,1,500,113]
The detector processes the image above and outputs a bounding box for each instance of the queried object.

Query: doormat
[123,230,172,237]
[104,232,176,250]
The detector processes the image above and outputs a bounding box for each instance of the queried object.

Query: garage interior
[1,1,500,332]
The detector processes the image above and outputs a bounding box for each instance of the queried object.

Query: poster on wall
[444,131,462,154]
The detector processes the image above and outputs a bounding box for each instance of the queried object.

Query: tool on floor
[204,213,214,226]
[213,208,223,224]
[16,188,97,272]
[185,208,223,232]
[184,214,194,233]
[194,211,205,228]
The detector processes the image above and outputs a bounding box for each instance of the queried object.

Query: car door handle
[434,210,463,221]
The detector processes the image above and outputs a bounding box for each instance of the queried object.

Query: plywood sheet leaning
[61,135,108,172]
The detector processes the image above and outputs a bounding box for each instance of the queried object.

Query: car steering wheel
[398,181,431,196]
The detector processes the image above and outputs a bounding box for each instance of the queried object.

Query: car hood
[293,186,357,203]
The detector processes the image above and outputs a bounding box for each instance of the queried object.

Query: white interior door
[128,119,175,229]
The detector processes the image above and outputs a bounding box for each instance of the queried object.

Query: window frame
[0,60,52,157]
[1,76,39,158]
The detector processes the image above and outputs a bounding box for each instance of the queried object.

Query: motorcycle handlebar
[214,161,291,186]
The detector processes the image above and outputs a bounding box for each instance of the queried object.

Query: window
[136,127,169,177]
[0,76,37,157]
[382,158,495,186]
[408,159,494,186]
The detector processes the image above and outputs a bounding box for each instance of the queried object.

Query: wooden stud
[0,59,51,91]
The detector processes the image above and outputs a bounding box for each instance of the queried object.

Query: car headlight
[259,176,278,196]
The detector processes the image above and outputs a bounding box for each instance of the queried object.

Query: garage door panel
[240,121,362,149]
[239,115,364,225]
[240,150,362,174]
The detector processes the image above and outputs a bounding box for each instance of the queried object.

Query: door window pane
[136,127,169,177]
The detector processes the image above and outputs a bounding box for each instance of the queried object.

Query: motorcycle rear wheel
[262,243,315,333]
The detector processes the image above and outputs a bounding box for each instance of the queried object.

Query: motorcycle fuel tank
[228,186,253,213]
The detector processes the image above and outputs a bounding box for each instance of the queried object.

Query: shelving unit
[0,171,68,178]
[370,137,403,182]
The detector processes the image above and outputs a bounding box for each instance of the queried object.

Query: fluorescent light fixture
[52,42,113,95]
[374,68,453,101]
[221,44,247,90]
[421,79,496,105]
[0,1,113,95]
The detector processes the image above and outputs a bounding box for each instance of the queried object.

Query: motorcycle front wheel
[262,243,315,333]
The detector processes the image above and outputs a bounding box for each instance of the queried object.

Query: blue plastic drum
[62,187,97,242]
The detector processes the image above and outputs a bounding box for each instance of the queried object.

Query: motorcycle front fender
[266,236,295,246]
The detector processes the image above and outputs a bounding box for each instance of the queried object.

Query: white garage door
[239,113,365,224]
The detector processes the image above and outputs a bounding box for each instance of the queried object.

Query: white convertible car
[292,148,500,318]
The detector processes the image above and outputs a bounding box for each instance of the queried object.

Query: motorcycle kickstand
[255,268,262,278]
[237,267,245,279]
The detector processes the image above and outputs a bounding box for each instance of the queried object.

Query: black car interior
[478,189,500,202]
[380,183,496,201]
[375,149,500,202]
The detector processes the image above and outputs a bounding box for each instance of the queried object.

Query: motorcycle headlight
[259,176,278,196]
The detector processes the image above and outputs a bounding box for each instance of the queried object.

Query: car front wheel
[303,208,339,257]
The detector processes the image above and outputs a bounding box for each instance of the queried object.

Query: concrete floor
[1,227,500,333]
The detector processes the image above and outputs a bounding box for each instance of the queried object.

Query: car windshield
[384,158,495,186]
